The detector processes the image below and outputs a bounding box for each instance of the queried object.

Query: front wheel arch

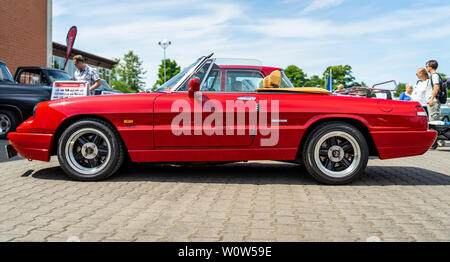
[57,118,125,181]
[51,114,129,156]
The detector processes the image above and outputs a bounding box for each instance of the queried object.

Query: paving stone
[0,148,449,242]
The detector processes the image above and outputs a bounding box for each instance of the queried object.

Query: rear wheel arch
[51,115,128,156]
[297,117,379,160]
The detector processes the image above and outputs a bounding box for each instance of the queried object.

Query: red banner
[63,26,77,70]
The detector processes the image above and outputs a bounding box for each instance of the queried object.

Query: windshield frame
[154,53,212,93]
[280,70,295,88]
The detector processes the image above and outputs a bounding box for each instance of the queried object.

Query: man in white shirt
[73,55,101,95]
[426,60,442,121]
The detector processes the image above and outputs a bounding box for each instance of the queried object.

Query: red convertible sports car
[6,53,437,184]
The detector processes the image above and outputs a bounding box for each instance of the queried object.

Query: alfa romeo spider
[6,54,437,184]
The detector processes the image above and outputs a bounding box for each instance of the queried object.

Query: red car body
[7,55,437,183]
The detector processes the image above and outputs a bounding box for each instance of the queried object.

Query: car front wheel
[57,119,124,181]
[302,122,369,185]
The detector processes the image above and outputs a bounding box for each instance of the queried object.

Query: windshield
[154,60,200,92]
[47,70,72,82]
[0,63,14,83]
[280,70,294,88]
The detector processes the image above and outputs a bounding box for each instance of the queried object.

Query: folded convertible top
[256,87,331,94]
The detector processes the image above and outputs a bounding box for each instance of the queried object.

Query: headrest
[263,70,282,88]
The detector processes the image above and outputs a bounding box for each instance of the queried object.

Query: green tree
[323,65,356,89]
[284,65,308,87]
[353,81,368,87]
[155,59,181,87]
[111,51,146,93]
[304,75,324,88]
[394,83,407,98]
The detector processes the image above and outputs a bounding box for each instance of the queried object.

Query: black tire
[0,110,19,139]
[57,119,124,181]
[302,122,369,185]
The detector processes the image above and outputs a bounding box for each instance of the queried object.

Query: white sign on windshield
[51,81,88,100]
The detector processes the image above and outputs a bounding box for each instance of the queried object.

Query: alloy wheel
[313,131,361,178]
[65,128,111,176]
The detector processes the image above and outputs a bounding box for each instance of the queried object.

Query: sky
[53,0,450,88]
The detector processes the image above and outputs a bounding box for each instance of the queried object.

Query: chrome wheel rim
[0,114,11,136]
[314,131,361,178]
[65,128,111,176]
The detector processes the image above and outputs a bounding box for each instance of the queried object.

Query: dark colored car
[15,66,121,96]
[91,79,122,96]
[0,61,50,138]
[14,66,72,91]
[1,62,121,138]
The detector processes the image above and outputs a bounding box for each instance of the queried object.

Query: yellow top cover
[256,87,331,94]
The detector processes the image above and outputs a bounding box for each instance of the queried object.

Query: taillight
[416,106,427,117]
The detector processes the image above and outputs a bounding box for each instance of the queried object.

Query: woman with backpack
[411,68,432,117]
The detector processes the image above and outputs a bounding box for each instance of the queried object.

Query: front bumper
[371,130,437,160]
[7,132,54,162]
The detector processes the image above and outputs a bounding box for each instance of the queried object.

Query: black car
[14,66,72,89]
[92,79,122,95]
[15,66,121,96]
[0,60,50,138]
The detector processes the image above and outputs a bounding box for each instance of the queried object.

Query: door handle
[237,96,256,101]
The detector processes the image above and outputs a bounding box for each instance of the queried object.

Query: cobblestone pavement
[0,140,20,162]
[0,147,449,242]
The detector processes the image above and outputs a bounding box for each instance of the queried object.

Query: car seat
[262,70,281,88]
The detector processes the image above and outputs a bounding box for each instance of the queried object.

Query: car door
[153,65,262,148]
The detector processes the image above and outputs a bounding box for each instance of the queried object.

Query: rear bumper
[7,132,54,162]
[371,130,437,160]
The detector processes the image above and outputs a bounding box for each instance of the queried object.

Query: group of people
[399,60,443,121]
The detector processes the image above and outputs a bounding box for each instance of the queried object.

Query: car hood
[41,92,161,114]
[0,83,52,96]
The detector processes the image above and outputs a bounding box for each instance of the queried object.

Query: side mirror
[188,78,200,98]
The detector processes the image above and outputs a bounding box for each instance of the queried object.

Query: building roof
[53,42,117,69]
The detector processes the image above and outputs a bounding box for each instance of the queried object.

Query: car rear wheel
[302,122,369,185]
[57,119,124,181]
[0,110,18,139]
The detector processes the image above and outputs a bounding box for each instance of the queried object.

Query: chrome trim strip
[271,119,288,123]
[237,96,257,101]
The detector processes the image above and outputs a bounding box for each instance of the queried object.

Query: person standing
[73,55,101,95]
[411,68,431,116]
[426,60,442,121]
[399,84,413,101]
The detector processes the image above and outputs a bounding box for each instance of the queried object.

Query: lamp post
[158,39,171,83]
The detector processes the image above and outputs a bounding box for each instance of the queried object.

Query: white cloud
[303,0,344,13]
[245,5,450,39]
[52,0,450,88]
